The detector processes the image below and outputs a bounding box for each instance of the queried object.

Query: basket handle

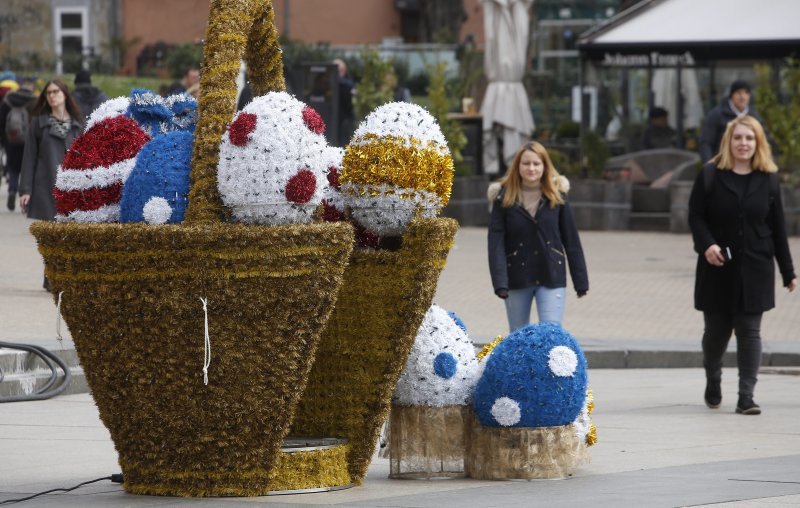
[184,0,286,225]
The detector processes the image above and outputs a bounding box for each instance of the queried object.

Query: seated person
[641,107,677,149]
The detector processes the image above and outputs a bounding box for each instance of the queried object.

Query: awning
[578,0,800,62]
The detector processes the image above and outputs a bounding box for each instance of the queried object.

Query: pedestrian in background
[19,79,82,221]
[71,70,108,122]
[0,77,36,211]
[699,80,762,162]
[488,141,589,333]
[688,115,796,415]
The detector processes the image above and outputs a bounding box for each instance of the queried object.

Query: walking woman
[689,115,796,415]
[19,79,82,220]
[488,141,588,333]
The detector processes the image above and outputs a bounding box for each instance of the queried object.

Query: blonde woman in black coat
[488,141,588,333]
[689,115,796,415]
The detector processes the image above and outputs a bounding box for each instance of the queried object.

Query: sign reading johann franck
[601,51,695,67]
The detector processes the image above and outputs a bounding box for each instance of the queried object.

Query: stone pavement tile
[2,368,799,506]
[435,228,800,345]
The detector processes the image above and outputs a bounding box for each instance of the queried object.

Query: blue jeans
[504,285,565,333]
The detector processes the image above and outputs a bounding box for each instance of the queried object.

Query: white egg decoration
[216,92,331,225]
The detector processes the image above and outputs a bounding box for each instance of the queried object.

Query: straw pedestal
[388,404,468,479]
[465,412,589,480]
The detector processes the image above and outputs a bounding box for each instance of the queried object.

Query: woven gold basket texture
[29,0,358,497]
[289,217,459,483]
[31,222,353,496]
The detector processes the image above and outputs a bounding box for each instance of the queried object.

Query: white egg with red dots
[216,92,332,225]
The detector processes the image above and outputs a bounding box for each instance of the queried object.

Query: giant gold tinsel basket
[30,0,354,497]
[286,216,459,485]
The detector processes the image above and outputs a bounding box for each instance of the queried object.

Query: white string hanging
[200,297,211,386]
[56,291,64,349]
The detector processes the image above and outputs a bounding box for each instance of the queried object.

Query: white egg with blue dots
[393,304,483,407]
[473,322,587,428]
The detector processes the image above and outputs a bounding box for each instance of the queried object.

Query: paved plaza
[1,184,799,506]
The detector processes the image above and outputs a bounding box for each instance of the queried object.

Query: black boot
[735,395,761,415]
[7,193,14,211]
[704,378,722,409]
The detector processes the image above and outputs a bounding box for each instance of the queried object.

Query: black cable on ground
[0,474,124,505]
[0,341,72,403]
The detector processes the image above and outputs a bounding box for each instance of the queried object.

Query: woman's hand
[704,244,725,267]
[495,288,509,299]
[787,278,797,292]
[19,194,30,213]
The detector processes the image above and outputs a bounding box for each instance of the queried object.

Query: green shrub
[427,62,468,175]
[755,58,800,179]
[166,43,203,80]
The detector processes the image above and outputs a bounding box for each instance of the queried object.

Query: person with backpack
[688,115,796,416]
[71,70,108,122]
[0,77,36,211]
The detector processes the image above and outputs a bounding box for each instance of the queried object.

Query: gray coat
[18,114,82,220]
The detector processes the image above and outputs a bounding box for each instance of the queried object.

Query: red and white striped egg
[53,101,150,223]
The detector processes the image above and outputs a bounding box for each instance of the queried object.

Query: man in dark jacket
[0,78,36,210]
[698,80,762,163]
[72,70,108,122]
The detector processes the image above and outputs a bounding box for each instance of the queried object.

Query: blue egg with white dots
[433,352,458,379]
[120,130,192,224]
[473,322,587,428]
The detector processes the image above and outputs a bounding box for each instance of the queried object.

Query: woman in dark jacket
[688,115,796,415]
[18,79,83,220]
[488,141,589,333]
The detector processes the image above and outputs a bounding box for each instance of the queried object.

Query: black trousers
[702,311,763,398]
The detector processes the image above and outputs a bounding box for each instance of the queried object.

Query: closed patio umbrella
[480,0,535,174]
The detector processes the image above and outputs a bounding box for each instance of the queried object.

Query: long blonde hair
[711,115,777,173]
[499,141,565,208]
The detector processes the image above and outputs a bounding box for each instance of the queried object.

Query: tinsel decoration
[119,130,193,224]
[321,147,346,222]
[216,92,330,224]
[267,442,351,492]
[476,335,504,362]
[32,0,360,498]
[53,115,150,223]
[573,388,598,446]
[465,411,589,480]
[85,97,130,130]
[473,323,588,428]
[185,0,285,224]
[393,304,482,407]
[341,102,454,237]
[289,217,458,484]
[31,221,354,497]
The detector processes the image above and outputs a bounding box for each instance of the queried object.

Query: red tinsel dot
[302,106,325,134]
[322,200,345,222]
[229,112,257,146]
[327,166,340,189]
[356,225,381,248]
[285,169,317,204]
[61,116,149,170]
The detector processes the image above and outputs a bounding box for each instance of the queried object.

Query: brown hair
[499,141,565,208]
[31,79,83,122]
[711,115,777,173]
